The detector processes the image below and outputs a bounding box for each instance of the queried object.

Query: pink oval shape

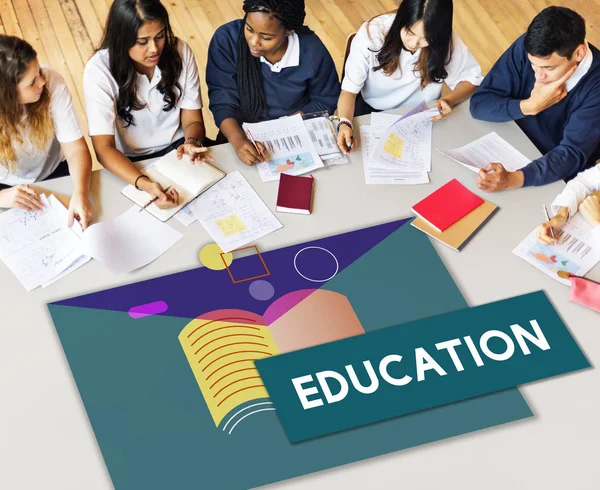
[128,301,169,319]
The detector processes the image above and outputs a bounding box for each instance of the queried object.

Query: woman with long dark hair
[206,0,341,166]
[84,0,212,209]
[337,0,482,153]
[0,35,93,228]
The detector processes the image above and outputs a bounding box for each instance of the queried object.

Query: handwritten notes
[188,171,282,253]
[0,195,89,291]
[364,103,434,185]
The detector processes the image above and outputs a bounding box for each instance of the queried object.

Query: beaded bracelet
[336,120,353,133]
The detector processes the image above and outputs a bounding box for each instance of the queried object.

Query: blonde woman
[0,36,93,228]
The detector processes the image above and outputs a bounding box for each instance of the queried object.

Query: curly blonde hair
[0,35,54,172]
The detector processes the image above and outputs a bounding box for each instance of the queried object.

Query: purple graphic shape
[263,289,317,325]
[52,218,411,319]
[248,280,275,301]
[128,301,168,319]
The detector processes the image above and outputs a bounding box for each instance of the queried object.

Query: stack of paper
[439,132,530,172]
[188,171,283,253]
[0,194,184,291]
[242,114,325,182]
[361,102,436,185]
[304,116,348,166]
[513,213,600,286]
[0,194,90,291]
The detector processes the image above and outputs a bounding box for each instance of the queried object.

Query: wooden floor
[1,0,598,150]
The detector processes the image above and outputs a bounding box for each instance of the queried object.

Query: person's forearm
[66,148,92,195]
[182,120,206,142]
[337,90,358,120]
[96,146,143,186]
[443,81,478,107]
[220,118,246,144]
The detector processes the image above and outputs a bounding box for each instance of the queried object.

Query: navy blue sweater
[470,35,600,186]
[206,20,341,128]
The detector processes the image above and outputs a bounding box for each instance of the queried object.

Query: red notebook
[276,173,314,215]
[411,179,484,232]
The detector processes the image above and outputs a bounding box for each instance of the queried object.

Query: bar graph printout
[513,213,600,285]
[243,114,324,182]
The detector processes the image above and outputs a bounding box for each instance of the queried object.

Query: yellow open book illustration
[179,311,278,428]
[178,290,365,433]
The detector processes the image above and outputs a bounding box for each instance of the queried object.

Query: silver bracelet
[184,137,204,148]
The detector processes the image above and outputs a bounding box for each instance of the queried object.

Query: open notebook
[122,149,225,221]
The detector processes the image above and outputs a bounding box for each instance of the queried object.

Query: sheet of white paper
[360,126,429,185]
[41,254,91,288]
[439,132,531,172]
[173,205,197,226]
[243,114,324,182]
[188,171,283,253]
[371,109,437,175]
[80,206,182,274]
[370,101,431,136]
[513,213,600,286]
[0,194,84,291]
[304,117,346,163]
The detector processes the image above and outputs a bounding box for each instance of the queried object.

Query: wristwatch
[184,137,204,148]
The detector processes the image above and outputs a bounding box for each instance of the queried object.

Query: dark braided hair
[236,0,311,123]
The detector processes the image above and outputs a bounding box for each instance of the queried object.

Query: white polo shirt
[259,32,300,72]
[0,68,82,186]
[342,13,483,110]
[83,40,202,157]
[552,164,600,240]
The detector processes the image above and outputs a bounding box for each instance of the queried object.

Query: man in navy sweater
[470,7,600,192]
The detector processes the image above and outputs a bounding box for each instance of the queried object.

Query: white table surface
[0,102,598,490]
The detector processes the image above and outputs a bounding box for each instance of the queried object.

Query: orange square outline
[220,246,271,284]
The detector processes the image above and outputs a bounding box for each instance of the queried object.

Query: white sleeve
[341,22,376,94]
[179,41,202,110]
[47,69,83,143]
[444,33,483,90]
[551,165,600,218]
[83,56,118,136]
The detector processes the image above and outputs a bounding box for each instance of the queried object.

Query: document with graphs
[243,114,324,182]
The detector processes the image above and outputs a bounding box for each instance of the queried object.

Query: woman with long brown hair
[84,0,212,210]
[336,0,482,154]
[0,35,93,228]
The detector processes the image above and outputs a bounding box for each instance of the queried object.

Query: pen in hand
[543,204,555,239]
[246,129,265,161]
[139,186,172,212]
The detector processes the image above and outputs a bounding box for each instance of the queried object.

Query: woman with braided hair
[336,0,483,154]
[207,0,340,166]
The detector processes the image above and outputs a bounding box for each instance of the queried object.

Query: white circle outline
[293,246,339,283]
